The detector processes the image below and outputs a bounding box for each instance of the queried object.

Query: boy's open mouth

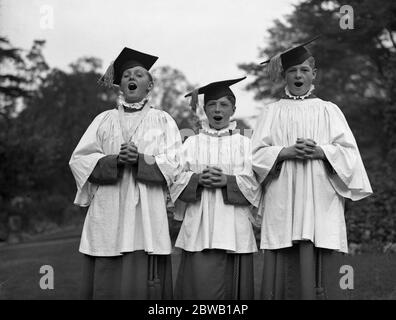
[128,82,137,91]
[213,115,223,121]
[294,81,304,88]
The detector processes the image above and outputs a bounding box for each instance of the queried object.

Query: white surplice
[252,98,372,253]
[170,121,262,254]
[69,106,182,256]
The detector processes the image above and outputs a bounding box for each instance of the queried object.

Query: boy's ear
[147,81,154,91]
[312,68,317,80]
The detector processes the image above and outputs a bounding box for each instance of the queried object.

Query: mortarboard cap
[185,77,246,111]
[261,35,320,82]
[98,47,158,87]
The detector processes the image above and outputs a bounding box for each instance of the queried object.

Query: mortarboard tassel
[265,53,283,83]
[98,61,116,87]
[186,88,202,134]
[189,88,199,113]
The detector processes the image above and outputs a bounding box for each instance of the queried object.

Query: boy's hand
[279,138,325,161]
[118,142,139,165]
[298,138,325,160]
[198,168,213,188]
[198,166,227,188]
[279,140,306,160]
[207,166,227,188]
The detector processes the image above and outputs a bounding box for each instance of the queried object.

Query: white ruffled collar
[117,94,149,110]
[284,84,315,100]
[201,119,237,136]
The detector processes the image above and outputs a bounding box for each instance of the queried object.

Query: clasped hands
[280,138,325,161]
[117,142,139,166]
[198,166,227,188]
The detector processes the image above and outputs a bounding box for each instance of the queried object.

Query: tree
[0,37,28,123]
[24,40,50,93]
[150,66,198,130]
[16,57,117,196]
[0,37,50,240]
[0,51,117,239]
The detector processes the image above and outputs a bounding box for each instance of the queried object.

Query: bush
[5,193,81,236]
[346,160,396,250]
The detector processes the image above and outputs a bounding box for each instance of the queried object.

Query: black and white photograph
[0,0,395,307]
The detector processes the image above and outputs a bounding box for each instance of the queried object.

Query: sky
[0,0,299,123]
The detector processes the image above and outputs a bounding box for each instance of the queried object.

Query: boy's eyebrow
[126,67,145,73]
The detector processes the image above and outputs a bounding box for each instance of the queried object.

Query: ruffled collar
[200,119,237,136]
[284,84,315,100]
[117,94,149,111]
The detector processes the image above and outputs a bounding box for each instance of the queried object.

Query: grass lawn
[1,238,396,300]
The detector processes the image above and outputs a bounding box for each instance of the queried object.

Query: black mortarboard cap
[98,47,158,87]
[261,35,320,81]
[185,77,246,111]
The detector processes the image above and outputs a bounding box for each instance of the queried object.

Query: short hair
[281,56,316,78]
[224,95,236,106]
[120,67,154,84]
[203,94,236,110]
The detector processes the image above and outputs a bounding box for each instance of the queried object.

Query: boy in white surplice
[252,37,372,299]
[170,77,262,299]
[69,47,182,299]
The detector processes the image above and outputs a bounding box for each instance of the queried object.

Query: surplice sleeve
[88,155,120,184]
[230,136,262,207]
[148,111,183,188]
[69,111,110,206]
[136,153,167,185]
[251,104,284,183]
[320,102,372,201]
[221,175,250,206]
[168,136,198,221]
[169,136,196,203]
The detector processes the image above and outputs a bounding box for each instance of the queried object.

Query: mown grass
[1,238,395,300]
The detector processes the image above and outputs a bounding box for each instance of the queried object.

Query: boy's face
[284,60,316,96]
[204,96,235,130]
[120,66,153,103]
